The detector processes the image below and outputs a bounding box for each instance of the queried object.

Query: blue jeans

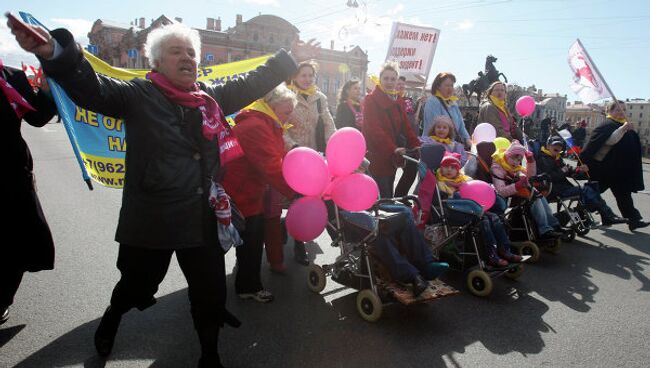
[479,211,514,260]
[530,197,560,235]
[559,186,615,218]
[371,204,445,282]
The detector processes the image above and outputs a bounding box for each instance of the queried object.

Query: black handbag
[315,98,327,152]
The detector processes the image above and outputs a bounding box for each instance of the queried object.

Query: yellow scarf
[288,82,317,97]
[489,95,509,115]
[434,90,459,104]
[541,146,560,160]
[347,98,360,106]
[244,99,293,131]
[606,114,626,124]
[430,135,452,145]
[436,169,472,196]
[377,83,399,97]
[492,149,524,175]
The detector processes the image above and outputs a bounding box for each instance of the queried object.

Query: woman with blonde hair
[362,61,420,198]
[284,60,337,264]
[478,81,522,141]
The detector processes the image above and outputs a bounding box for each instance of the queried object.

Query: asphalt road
[2,121,650,368]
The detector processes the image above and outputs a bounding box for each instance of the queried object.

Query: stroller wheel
[515,241,540,263]
[545,238,562,254]
[561,229,576,242]
[356,289,383,322]
[307,264,327,293]
[466,269,493,297]
[504,264,524,280]
[575,225,590,236]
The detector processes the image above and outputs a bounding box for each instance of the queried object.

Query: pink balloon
[458,180,496,211]
[516,96,536,117]
[331,173,379,211]
[282,147,329,196]
[286,196,328,241]
[472,123,497,144]
[326,128,367,177]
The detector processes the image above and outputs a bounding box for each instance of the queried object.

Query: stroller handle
[371,195,421,211]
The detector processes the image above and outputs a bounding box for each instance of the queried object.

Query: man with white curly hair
[10,19,299,367]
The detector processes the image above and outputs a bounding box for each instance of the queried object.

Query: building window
[641,113,644,118]
[322,76,329,94]
[629,113,633,117]
[641,105,644,109]
[253,32,259,42]
[269,34,274,43]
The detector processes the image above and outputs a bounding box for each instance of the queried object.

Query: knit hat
[546,135,565,147]
[440,152,461,170]
[505,140,526,158]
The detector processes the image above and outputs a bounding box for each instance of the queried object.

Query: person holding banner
[284,60,336,265]
[581,100,648,231]
[334,78,363,129]
[223,85,297,301]
[478,81,522,141]
[10,20,298,367]
[363,61,420,198]
[422,72,471,148]
[2,63,57,326]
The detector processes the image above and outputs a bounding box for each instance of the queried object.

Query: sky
[3,0,650,101]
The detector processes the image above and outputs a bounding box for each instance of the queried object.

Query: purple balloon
[282,147,329,196]
[286,196,328,241]
[331,173,379,211]
[458,180,496,211]
[326,128,367,177]
[516,96,536,117]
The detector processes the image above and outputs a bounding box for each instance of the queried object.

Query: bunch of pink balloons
[282,128,379,241]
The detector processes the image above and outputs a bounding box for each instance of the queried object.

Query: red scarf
[1,60,35,120]
[146,71,243,164]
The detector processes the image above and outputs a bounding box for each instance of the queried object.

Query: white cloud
[50,18,94,46]
[387,3,404,16]
[455,19,474,31]
[243,0,279,6]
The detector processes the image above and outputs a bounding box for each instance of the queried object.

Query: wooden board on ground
[384,279,460,306]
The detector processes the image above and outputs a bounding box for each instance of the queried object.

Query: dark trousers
[110,244,226,330]
[0,266,24,308]
[611,189,642,222]
[373,174,396,198]
[235,215,265,294]
[394,160,418,197]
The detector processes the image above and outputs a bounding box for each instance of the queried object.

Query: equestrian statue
[462,55,508,106]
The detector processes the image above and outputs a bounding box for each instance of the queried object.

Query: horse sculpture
[462,55,508,106]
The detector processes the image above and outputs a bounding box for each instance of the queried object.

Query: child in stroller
[307,195,457,322]
[536,136,627,227]
[491,140,566,241]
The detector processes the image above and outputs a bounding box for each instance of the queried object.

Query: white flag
[568,40,611,103]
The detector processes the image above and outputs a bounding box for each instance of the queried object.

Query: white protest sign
[385,22,440,80]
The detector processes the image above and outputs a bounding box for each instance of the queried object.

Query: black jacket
[580,118,644,193]
[4,66,57,271]
[40,29,297,249]
[334,101,359,129]
[535,150,586,198]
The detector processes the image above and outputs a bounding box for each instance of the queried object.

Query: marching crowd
[4,20,648,368]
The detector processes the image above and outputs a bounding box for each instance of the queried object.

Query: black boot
[294,241,309,266]
[94,306,124,357]
[0,305,9,325]
[412,274,429,297]
[197,327,224,368]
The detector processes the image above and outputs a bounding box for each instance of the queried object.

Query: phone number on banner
[81,153,125,189]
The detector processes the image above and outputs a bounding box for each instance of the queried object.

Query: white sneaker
[238,290,274,303]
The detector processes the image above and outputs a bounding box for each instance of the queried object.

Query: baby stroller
[474,142,542,262]
[547,180,599,241]
[407,144,529,298]
[306,195,459,322]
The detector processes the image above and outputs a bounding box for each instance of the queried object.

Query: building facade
[87,14,369,109]
[625,99,650,156]
[565,101,606,132]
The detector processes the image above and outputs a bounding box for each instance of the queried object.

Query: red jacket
[362,86,420,176]
[222,110,295,217]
